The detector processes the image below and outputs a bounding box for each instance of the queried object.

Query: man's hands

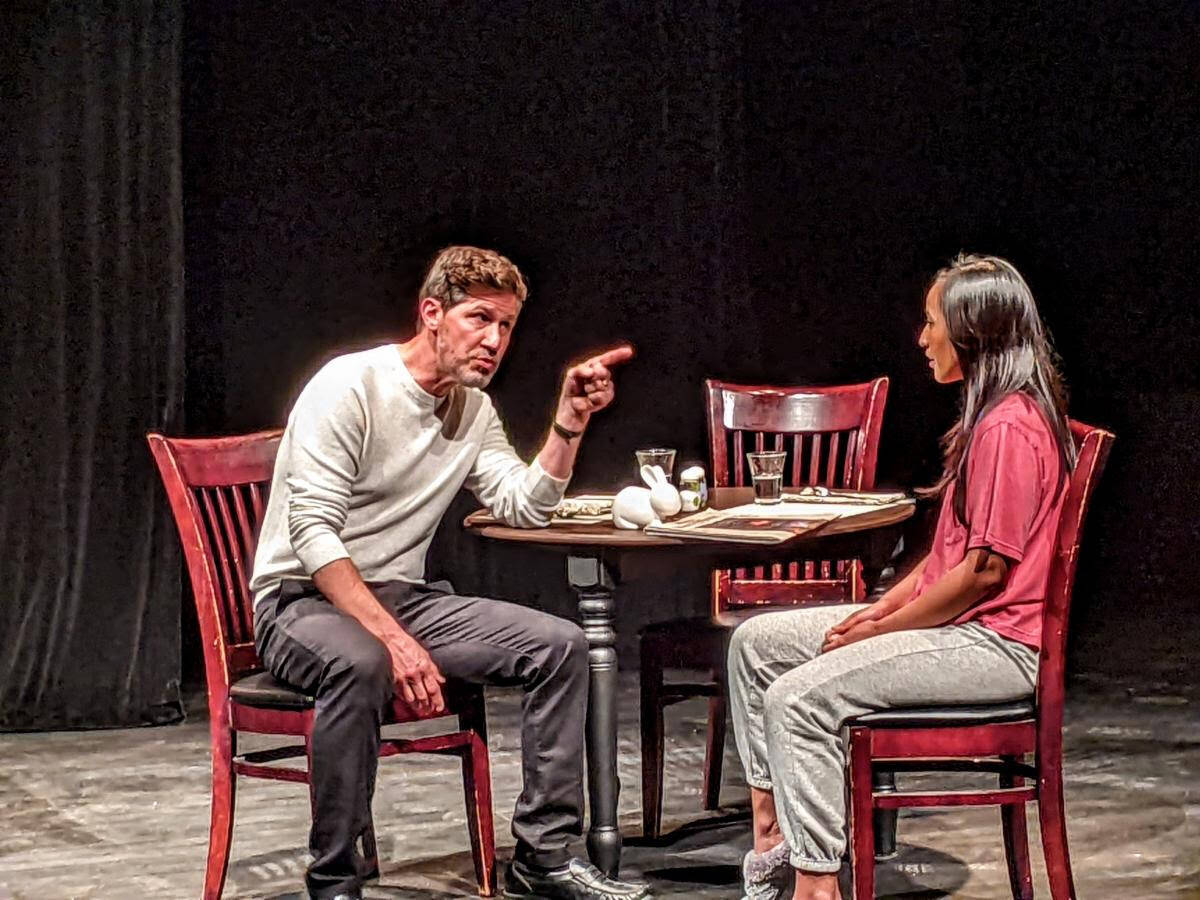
[379,624,446,716]
[555,344,635,433]
[311,558,446,717]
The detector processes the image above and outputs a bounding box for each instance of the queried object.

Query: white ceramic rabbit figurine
[641,464,682,518]
[612,466,684,530]
[612,485,656,529]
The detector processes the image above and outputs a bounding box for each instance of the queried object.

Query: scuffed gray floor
[2,670,1198,898]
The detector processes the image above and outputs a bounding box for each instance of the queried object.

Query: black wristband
[552,420,582,441]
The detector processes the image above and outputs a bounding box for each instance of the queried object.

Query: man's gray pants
[255,579,588,899]
[727,604,1039,872]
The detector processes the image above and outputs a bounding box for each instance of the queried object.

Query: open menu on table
[644,494,913,544]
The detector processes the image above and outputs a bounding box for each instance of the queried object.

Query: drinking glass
[635,447,676,483]
[746,450,786,504]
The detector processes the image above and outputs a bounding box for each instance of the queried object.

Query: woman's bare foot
[792,870,840,900]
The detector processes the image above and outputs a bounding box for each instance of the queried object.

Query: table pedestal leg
[567,553,621,877]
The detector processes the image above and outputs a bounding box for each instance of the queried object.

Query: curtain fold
[0,0,185,729]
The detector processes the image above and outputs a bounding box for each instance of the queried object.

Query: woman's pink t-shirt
[914,393,1067,650]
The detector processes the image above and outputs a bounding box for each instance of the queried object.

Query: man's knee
[556,616,589,660]
[535,615,588,676]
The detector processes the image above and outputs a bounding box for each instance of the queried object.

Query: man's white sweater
[250,344,569,607]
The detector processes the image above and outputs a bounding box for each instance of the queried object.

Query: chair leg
[456,686,489,744]
[460,729,497,896]
[702,668,727,811]
[204,721,237,900]
[639,640,666,839]
[848,728,876,900]
[872,769,898,859]
[1038,760,1078,900]
[1000,757,1033,900]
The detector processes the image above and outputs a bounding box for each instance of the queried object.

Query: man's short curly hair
[418,245,528,310]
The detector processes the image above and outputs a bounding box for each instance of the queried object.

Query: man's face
[429,288,521,388]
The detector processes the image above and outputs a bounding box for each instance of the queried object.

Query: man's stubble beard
[457,366,493,389]
[436,335,495,389]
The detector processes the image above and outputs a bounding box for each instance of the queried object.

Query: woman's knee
[728,615,772,671]
[763,672,842,738]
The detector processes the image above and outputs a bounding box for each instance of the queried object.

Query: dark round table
[465,486,915,875]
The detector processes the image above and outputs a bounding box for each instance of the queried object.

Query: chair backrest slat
[214,486,253,643]
[147,430,284,706]
[248,481,265,523]
[841,430,858,488]
[824,431,841,487]
[230,484,256,571]
[705,379,889,613]
[231,484,259,639]
[197,488,239,642]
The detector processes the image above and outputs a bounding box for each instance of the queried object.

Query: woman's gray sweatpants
[727,604,1039,872]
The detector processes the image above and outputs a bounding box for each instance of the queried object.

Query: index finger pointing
[591,344,635,368]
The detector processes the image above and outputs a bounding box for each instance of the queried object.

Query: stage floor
[2,670,1197,899]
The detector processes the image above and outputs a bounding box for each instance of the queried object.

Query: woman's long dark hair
[920,253,1075,525]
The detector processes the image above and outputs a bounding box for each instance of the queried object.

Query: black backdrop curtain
[0,1,184,729]
[181,2,1199,683]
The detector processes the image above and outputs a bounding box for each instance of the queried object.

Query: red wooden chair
[846,420,1114,899]
[638,377,889,838]
[147,430,496,898]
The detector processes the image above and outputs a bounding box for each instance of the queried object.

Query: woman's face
[919,282,963,384]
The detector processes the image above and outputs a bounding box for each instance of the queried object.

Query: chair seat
[852,699,1035,728]
[229,671,315,710]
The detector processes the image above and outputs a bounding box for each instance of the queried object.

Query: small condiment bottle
[678,465,708,509]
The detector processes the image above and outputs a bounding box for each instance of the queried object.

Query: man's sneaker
[740,844,792,900]
[503,857,652,899]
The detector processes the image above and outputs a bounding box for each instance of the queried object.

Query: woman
[729,254,1075,900]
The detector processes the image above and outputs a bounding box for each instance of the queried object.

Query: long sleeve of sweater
[464,401,569,527]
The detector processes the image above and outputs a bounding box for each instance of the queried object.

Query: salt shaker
[678,464,708,509]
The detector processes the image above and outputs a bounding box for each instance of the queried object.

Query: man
[250,246,646,900]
